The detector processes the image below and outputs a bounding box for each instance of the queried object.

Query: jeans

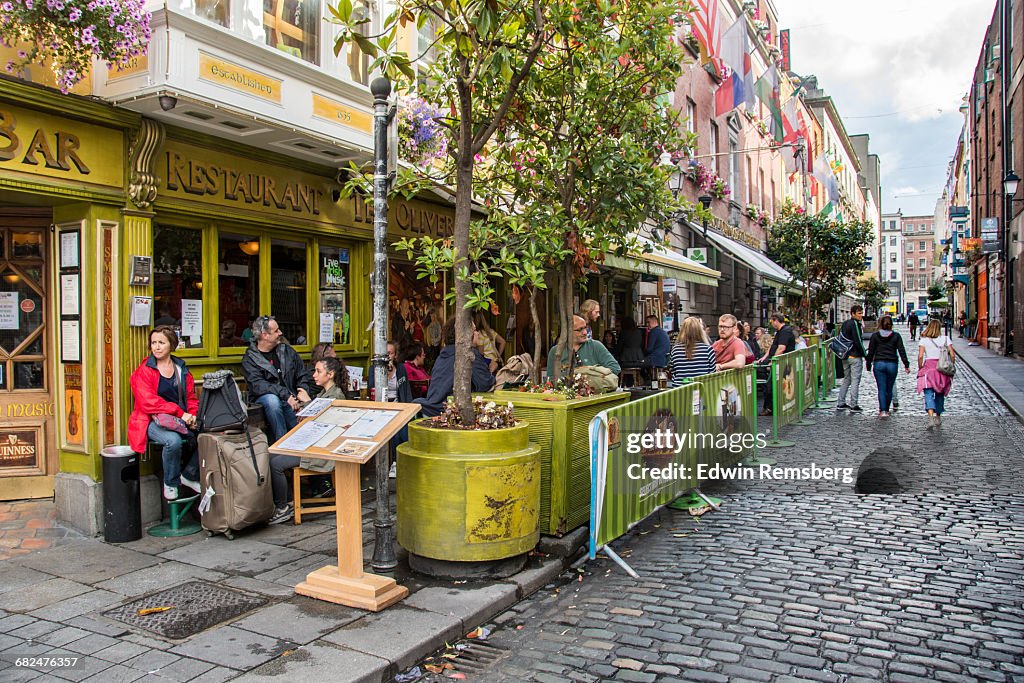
[924,388,946,415]
[148,421,198,487]
[837,357,863,408]
[269,454,301,508]
[255,393,297,443]
[872,361,898,412]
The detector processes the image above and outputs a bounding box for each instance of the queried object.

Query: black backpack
[197,370,248,433]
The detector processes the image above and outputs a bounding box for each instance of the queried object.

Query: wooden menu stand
[268,399,421,611]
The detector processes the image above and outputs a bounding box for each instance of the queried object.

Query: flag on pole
[719,17,755,109]
[690,0,723,71]
[781,97,801,174]
[715,71,744,116]
[754,65,783,142]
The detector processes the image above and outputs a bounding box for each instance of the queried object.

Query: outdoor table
[627,386,665,401]
[269,399,420,611]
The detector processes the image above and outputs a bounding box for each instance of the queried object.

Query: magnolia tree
[479,0,696,379]
[0,0,150,92]
[332,0,696,420]
[767,201,873,328]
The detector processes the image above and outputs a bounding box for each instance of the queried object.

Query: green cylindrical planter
[397,420,541,563]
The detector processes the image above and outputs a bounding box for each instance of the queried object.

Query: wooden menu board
[269,399,420,611]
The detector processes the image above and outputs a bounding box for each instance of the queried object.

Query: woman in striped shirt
[669,316,717,386]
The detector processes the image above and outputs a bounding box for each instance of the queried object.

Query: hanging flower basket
[396,95,449,168]
[1,0,151,93]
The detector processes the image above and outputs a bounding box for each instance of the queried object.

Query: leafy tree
[767,201,873,328]
[331,0,553,423]
[927,282,945,301]
[856,276,889,318]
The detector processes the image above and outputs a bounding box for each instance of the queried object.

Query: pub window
[264,0,320,64]
[219,233,260,349]
[153,224,204,349]
[194,0,229,26]
[318,245,351,345]
[270,239,308,345]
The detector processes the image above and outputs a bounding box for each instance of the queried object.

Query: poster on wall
[60,274,80,316]
[0,292,18,330]
[59,231,80,269]
[0,430,39,469]
[181,299,202,338]
[64,364,83,446]
[61,319,81,363]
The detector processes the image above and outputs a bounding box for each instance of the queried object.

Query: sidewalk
[0,481,572,682]
[950,335,1024,417]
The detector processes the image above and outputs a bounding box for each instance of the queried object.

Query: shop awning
[602,236,720,286]
[701,228,791,286]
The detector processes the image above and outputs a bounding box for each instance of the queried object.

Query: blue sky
[773,0,996,217]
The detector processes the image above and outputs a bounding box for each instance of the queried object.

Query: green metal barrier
[792,346,818,425]
[819,342,837,402]
[765,350,801,448]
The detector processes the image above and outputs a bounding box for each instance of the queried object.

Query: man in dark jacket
[242,315,316,442]
[643,315,671,370]
[417,319,494,418]
[758,313,796,414]
[835,305,867,412]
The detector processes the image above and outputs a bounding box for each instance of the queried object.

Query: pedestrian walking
[943,312,953,338]
[917,320,954,428]
[864,315,910,417]
[908,312,919,341]
[835,305,867,412]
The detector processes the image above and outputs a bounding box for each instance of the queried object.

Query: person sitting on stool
[643,315,670,378]
[242,315,316,443]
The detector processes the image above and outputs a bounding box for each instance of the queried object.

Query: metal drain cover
[103,581,268,640]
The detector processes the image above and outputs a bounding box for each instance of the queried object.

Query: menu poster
[61,319,81,362]
[60,231,80,269]
[0,292,18,330]
[130,296,153,327]
[60,274,80,316]
[181,299,202,337]
[333,440,376,458]
[319,313,335,343]
[130,255,152,286]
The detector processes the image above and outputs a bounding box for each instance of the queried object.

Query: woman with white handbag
[917,320,955,428]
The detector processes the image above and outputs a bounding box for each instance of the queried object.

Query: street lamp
[1005,170,1020,198]
[697,194,713,238]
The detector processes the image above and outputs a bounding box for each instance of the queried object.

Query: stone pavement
[949,335,1024,417]
[411,334,1024,682]
[0,479,566,682]
[0,499,83,561]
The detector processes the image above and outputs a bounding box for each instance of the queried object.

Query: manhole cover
[103,581,268,640]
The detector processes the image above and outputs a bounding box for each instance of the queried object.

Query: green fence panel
[590,383,703,552]
[799,346,818,411]
[695,366,759,467]
[771,350,802,429]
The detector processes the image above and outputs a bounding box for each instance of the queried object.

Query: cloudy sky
[773,0,997,218]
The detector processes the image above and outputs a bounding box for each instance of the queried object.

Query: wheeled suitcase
[197,428,274,539]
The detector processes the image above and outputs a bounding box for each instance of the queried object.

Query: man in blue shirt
[644,315,670,370]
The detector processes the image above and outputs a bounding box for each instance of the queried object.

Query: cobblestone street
[426,332,1024,682]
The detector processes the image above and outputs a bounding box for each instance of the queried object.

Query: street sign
[981,217,998,241]
[686,248,707,265]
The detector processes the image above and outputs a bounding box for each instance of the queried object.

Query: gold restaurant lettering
[165,152,321,216]
[353,195,453,237]
[0,108,90,173]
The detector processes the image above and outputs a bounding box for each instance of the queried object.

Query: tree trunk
[529,286,542,383]
[551,258,575,381]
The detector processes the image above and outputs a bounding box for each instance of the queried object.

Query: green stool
[148,493,202,537]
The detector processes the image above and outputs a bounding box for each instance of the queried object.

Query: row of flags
[688,0,844,210]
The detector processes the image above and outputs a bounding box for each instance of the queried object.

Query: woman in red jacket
[128,326,200,500]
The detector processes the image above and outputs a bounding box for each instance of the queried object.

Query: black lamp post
[369,76,397,571]
[1004,170,1021,356]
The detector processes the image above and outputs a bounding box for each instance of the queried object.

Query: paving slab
[243,521,326,547]
[0,565,53,596]
[231,599,364,645]
[169,625,297,670]
[6,620,61,641]
[235,641,390,683]
[12,541,160,585]
[113,533,201,557]
[79,663,146,682]
[92,640,151,664]
[0,578,92,613]
[252,553,335,587]
[46,654,113,681]
[321,604,462,671]
[159,538,307,575]
[28,589,122,622]
[127,653,216,681]
[403,582,519,631]
[285,531,342,554]
[221,576,297,599]
[62,615,132,638]
[505,557,565,599]
[94,562,228,598]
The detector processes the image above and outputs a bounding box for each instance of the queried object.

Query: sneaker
[268,504,294,525]
[935,415,942,427]
[836,404,849,410]
[163,485,178,500]
[312,480,335,498]
[848,406,863,413]
[180,476,202,494]
[758,409,772,417]
[892,401,899,410]
[389,462,397,479]
[879,411,889,418]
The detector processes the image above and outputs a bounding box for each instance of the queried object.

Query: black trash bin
[101,446,142,542]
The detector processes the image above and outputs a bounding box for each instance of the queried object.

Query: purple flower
[68,6,80,20]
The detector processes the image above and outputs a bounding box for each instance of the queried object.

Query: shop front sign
[163,142,331,220]
[352,194,455,238]
[0,105,123,187]
[312,94,372,134]
[0,430,38,469]
[198,53,282,103]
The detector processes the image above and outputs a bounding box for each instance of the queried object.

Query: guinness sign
[0,431,37,469]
